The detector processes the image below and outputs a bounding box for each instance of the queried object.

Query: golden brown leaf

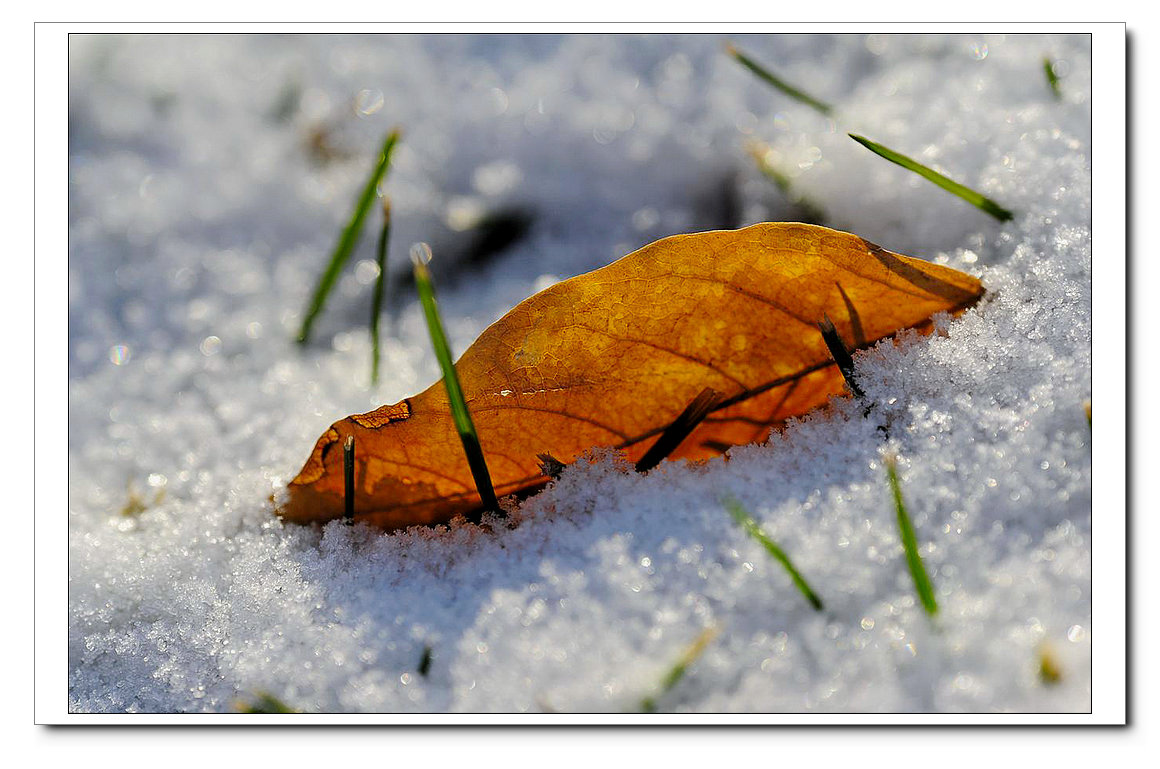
[278,223,983,529]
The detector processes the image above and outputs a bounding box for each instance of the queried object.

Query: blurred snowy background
[68,33,1092,714]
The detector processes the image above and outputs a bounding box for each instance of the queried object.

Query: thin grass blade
[639,626,719,713]
[817,314,864,399]
[297,128,401,344]
[235,692,300,714]
[418,645,433,677]
[1043,57,1062,100]
[370,198,392,385]
[343,435,355,525]
[727,43,833,116]
[849,133,1014,222]
[747,141,827,223]
[1038,644,1063,685]
[411,242,500,514]
[723,496,824,611]
[883,454,938,616]
[635,388,723,472]
[747,141,794,195]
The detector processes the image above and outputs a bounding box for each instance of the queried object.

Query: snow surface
[67,33,1092,714]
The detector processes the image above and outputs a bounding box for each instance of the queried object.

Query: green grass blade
[747,141,827,224]
[235,692,300,714]
[726,43,833,116]
[296,128,401,344]
[723,497,824,611]
[1043,57,1062,100]
[883,454,938,616]
[849,133,1014,222]
[411,242,500,514]
[370,198,392,385]
[639,627,718,713]
[747,142,794,195]
[1038,644,1063,685]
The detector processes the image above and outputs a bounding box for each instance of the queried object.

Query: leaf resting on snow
[278,223,983,529]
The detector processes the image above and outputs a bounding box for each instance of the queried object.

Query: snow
[67,33,1096,715]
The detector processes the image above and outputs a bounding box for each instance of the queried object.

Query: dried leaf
[278,223,983,529]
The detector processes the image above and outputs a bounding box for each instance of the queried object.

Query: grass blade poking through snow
[1043,57,1063,100]
[418,645,433,677]
[723,496,824,611]
[639,626,719,713]
[726,43,833,116]
[343,435,355,525]
[849,134,1014,222]
[817,314,865,399]
[235,692,300,714]
[297,128,401,344]
[883,453,939,616]
[1038,644,1063,685]
[747,141,827,224]
[635,387,722,473]
[370,197,391,386]
[411,242,500,515]
[747,141,794,195]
